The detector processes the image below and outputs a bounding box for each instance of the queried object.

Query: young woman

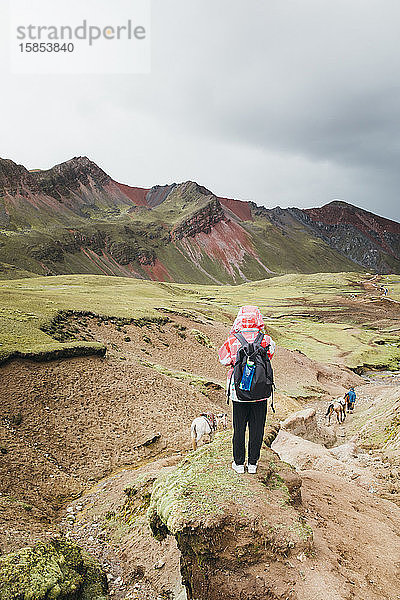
[218,305,275,474]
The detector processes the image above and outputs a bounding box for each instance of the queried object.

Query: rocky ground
[1,303,400,599]
[303,377,400,503]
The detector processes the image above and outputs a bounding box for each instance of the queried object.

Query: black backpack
[228,331,274,403]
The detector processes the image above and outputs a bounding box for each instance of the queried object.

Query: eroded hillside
[1,272,400,599]
[1,156,400,282]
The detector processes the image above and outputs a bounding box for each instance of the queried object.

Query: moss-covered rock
[0,538,108,600]
[148,431,312,600]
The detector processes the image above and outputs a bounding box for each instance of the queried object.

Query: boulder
[330,440,359,462]
[272,430,378,490]
[0,538,107,600]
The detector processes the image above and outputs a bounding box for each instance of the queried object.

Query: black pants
[232,400,267,466]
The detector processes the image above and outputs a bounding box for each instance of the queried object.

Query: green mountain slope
[0,156,398,283]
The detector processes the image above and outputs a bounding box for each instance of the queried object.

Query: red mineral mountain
[0,156,399,282]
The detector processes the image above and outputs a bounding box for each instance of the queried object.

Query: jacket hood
[230,305,265,333]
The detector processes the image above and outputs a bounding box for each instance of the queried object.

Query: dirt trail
[268,375,400,600]
[363,274,400,304]
[301,377,400,500]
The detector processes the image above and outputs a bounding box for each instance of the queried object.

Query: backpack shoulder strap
[233,332,248,347]
[254,331,265,346]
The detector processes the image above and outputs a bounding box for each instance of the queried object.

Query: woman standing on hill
[218,305,275,474]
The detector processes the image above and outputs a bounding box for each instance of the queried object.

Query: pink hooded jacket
[218,306,275,401]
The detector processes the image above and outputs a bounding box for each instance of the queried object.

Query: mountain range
[0,155,399,283]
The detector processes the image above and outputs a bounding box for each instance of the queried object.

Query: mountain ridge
[0,155,399,282]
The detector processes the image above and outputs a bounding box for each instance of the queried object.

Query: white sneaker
[231,462,245,474]
[247,463,258,474]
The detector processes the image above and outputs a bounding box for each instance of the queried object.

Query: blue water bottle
[239,359,255,391]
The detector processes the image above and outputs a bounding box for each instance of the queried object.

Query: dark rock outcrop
[172,197,226,240]
[298,201,400,272]
[32,156,111,200]
[26,228,157,269]
[30,240,65,263]
[68,229,108,254]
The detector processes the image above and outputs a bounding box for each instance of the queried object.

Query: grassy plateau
[0,271,399,370]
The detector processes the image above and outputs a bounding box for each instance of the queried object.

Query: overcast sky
[1,0,400,220]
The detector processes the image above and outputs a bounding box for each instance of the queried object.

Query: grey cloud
[0,0,399,220]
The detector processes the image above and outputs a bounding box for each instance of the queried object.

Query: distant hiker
[218,305,275,474]
[380,286,388,296]
[345,387,356,413]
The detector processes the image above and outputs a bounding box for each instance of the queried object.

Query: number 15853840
[19,43,75,52]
